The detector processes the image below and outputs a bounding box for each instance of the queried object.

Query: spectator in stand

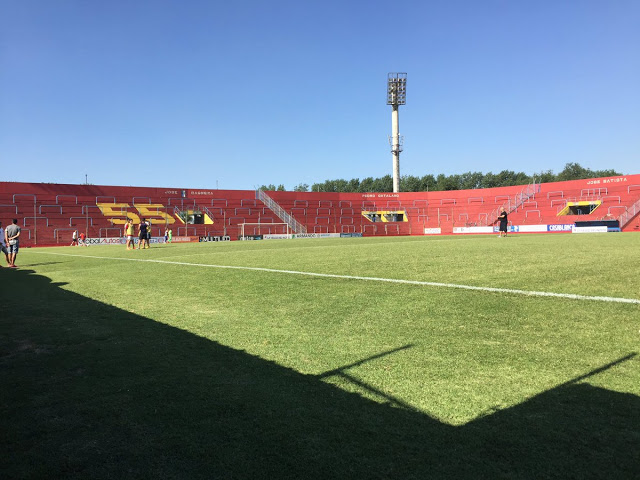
[70,230,78,246]
[125,218,136,250]
[0,221,10,267]
[5,218,21,268]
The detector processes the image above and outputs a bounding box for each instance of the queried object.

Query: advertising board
[515,225,548,233]
[453,227,493,234]
[548,224,573,232]
[293,233,341,239]
[85,237,166,245]
[199,236,231,242]
[171,236,198,243]
[572,226,608,234]
[263,234,294,240]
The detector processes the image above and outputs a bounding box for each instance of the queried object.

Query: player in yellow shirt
[125,218,136,250]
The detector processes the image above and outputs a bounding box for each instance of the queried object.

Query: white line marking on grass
[29,251,640,305]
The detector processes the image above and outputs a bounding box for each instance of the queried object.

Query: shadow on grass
[1,269,638,479]
[16,261,66,268]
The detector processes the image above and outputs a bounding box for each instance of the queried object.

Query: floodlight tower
[387,72,406,193]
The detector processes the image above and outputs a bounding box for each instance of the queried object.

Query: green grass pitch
[2,233,639,479]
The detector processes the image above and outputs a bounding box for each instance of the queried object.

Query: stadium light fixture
[387,73,406,193]
[387,73,407,106]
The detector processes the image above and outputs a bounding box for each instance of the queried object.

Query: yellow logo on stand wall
[557,200,602,216]
[361,210,409,222]
[97,203,177,224]
[175,209,214,225]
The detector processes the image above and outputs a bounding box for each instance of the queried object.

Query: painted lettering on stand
[97,203,176,225]
[586,177,627,185]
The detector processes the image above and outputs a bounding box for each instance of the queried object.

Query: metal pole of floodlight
[387,73,406,193]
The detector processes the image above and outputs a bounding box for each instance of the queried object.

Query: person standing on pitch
[71,230,78,246]
[5,218,21,268]
[146,219,152,248]
[138,218,148,249]
[125,218,136,250]
[167,228,172,243]
[0,221,10,266]
[497,207,508,237]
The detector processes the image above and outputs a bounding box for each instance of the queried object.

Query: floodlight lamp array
[387,72,407,105]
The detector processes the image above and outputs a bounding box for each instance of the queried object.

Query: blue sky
[1,0,638,190]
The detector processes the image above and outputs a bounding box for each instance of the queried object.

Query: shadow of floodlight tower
[316,344,418,411]
[387,72,407,193]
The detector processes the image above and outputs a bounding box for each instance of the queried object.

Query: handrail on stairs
[256,190,307,234]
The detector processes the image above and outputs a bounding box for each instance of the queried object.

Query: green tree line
[260,163,621,193]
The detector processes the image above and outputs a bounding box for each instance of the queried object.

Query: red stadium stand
[1,174,639,245]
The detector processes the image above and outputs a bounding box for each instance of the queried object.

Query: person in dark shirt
[497,208,508,237]
[138,218,149,249]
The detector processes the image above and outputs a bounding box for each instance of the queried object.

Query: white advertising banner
[293,233,341,239]
[85,237,122,245]
[454,225,574,234]
[453,226,494,234]
[423,228,442,235]
[547,224,574,232]
[516,225,548,233]
[263,234,294,240]
[572,226,608,234]
[85,237,166,245]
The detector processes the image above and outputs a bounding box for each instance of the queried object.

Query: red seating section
[268,174,640,235]
[1,174,639,246]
